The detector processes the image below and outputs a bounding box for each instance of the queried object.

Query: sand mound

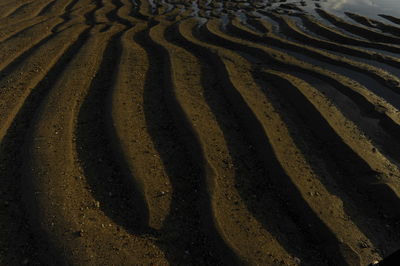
[1,0,400,265]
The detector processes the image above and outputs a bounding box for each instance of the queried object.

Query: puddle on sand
[323,0,400,19]
[269,0,400,20]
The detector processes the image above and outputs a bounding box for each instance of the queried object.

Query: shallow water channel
[270,0,400,20]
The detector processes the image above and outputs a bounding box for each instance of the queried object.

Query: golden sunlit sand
[1,0,400,265]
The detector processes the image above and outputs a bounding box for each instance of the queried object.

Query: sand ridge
[0,0,400,265]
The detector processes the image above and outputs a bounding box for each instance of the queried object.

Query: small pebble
[360,241,369,248]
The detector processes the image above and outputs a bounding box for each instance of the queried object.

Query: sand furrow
[120,0,148,21]
[1,1,35,18]
[258,66,400,259]
[259,70,400,252]
[53,0,97,32]
[108,0,134,26]
[188,18,389,265]
[74,26,155,235]
[129,21,256,264]
[103,0,120,23]
[202,19,400,168]
[0,24,90,265]
[118,0,146,23]
[0,0,85,41]
[0,17,65,72]
[85,0,135,28]
[148,20,242,265]
[132,24,226,265]
[214,20,398,119]
[255,14,400,92]
[1,1,399,265]
[316,9,400,44]
[170,18,309,265]
[0,0,96,71]
[0,0,56,28]
[259,14,400,80]
[37,0,58,16]
[178,18,337,265]
[20,24,168,265]
[0,24,88,143]
[135,0,153,18]
[252,15,400,72]
[380,14,400,26]
[226,18,400,158]
[0,16,57,43]
[296,13,400,54]
[111,23,170,231]
[0,0,33,19]
[92,0,116,25]
[345,12,400,37]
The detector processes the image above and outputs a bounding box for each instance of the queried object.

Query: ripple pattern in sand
[0,0,400,265]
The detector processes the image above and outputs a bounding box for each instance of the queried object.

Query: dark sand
[1,0,400,265]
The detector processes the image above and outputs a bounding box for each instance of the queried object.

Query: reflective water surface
[270,0,400,20]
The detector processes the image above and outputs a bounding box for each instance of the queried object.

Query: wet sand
[0,0,400,265]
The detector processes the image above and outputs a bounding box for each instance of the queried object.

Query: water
[270,0,400,21]
[324,0,400,19]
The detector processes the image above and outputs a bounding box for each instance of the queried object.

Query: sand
[0,0,400,265]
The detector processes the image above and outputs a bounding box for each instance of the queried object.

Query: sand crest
[0,0,400,265]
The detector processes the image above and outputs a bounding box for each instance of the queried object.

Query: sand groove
[316,9,400,44]
[0,0,33,18]
[296,13,400,54]
[1,1,400,265]
[252,15,400,71]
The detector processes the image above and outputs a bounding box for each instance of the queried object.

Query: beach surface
[1,0,400,265]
